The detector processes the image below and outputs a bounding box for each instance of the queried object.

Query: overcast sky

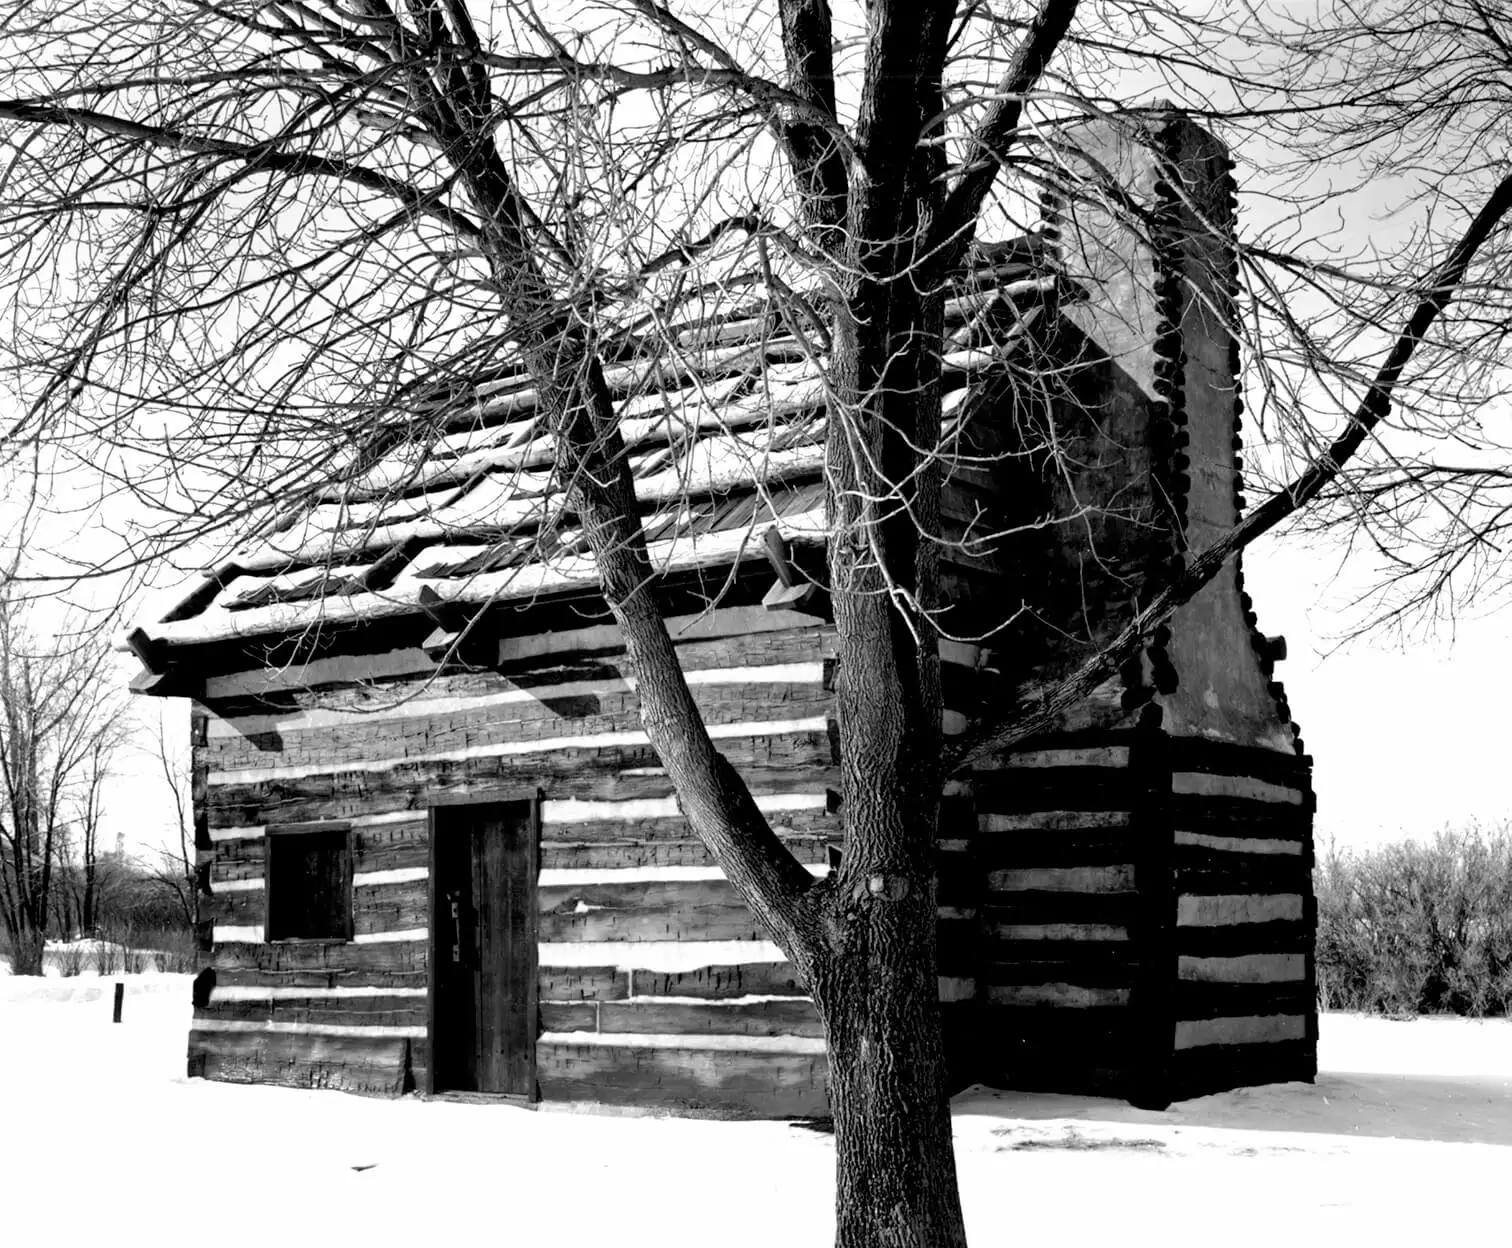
[1248,538,1512,850]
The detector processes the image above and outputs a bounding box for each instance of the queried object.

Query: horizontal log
[539,965,628,1002]
[1173,850,1309,895]
[187,1027,414,1095]
[1162,736,1312,787]
[217,967,428,991]
[599,999,822,1038]
[1173,919,1311,958]
[536,1040,829,1118]
[630,962,807,999]
[206,735,835,827]
[979,1003,1133,1045]
[937,917,978,977]
[210,839,265,881]
[1174,981,1314,1021]
[496,606,834,667]
[538,876,768,943]
[212,938,427,974]
[975,832,1139,870]
[539,1001,599,1032]
[540,835,834,871]
[538,909,766,944]
[935,854,980,908]
[208,891,265,925]
[974,769,1138,812]
[937,793,977,835]
[197,995,425,1027]
[201,647,435,701]
[989,745,1132,770]
[351,821,430,873]
[542,798,834,844]
[983,893,1139,927]
[974,1004,1136,1094]
[540,876,737,913]
[352,878,428,934]
[1166,795,1311,838]
[210,704,833,785]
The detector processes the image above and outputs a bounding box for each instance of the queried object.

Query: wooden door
[430,800,537,1096]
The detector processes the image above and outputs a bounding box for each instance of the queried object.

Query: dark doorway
[430,800,538,1097]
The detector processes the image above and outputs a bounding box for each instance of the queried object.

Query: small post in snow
[113,981,124,1024]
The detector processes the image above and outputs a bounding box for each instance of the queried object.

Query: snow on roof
[130,242,1061,657]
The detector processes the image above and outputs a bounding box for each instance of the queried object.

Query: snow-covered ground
[2,974,1508,1246]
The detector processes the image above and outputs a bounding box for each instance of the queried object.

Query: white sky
[1247,539,1512,849]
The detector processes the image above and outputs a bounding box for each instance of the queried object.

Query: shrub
[1316,823,1512,1016]
[92,934,123,975]
[144,926,197,974]
[55,942,87,977]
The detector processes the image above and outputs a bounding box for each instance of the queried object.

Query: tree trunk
[83,860,96,933]
[810,856,965,1248]
[11,919,44,975]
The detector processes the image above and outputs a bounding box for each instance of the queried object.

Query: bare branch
[932,0,1079,262]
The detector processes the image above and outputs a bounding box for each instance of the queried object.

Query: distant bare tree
[0,585,130,972]
[144,705,196,930]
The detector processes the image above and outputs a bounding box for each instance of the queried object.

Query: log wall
[968,728,1315,1103]
[971,734,1147,1095]
[188,610,845,1112]
[1166,737,1316,1098]
[188,608,989,1114]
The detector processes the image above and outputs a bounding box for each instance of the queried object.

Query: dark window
[266,826,352,941]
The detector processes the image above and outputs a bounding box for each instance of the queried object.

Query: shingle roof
[132,239,1062,655]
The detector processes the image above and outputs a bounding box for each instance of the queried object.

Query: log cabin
[124,113,1317,1116]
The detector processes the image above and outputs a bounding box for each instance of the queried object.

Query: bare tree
[0,587,131,972]
[2,2,1511,1243]
[51,723,120,935]
[144,704,197,931]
